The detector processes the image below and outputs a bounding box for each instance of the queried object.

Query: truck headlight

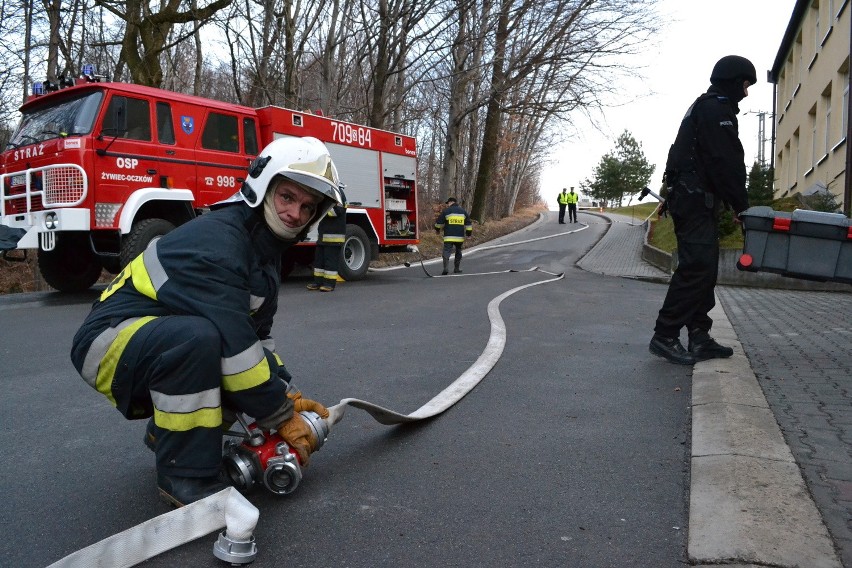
[44,212,58,230]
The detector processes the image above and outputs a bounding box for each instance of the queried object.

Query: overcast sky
[540,0,798,202]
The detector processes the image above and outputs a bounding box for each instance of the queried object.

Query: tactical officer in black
[649,55,756,365]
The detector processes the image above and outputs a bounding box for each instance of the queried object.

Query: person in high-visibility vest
[434,197,472,275]
[557,188,570,224]
[566,187,579,223]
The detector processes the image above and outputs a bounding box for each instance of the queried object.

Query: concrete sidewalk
[577,211,846,568]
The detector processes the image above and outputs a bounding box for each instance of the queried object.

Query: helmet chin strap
[262,190,307,240]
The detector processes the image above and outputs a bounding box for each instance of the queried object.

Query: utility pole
[744,110,772,167]
[756,111,767,166]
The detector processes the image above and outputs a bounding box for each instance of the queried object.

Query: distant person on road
[567,187,579,223]
[70,137,340,507]
[435,197,473,275]
[649,55,754,365]
[308,188,347,292]
[557,188,570,224]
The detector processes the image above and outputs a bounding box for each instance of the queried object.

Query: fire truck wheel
[121,219,176,268]
[339,224,371,281]
[38,233,103,292]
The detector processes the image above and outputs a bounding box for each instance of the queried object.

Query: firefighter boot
[453,259,462,274]
[441,257,449,276]
[688,330,733,361]
[157,473,229,508]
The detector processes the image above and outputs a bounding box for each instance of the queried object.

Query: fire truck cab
[0,70,418,291]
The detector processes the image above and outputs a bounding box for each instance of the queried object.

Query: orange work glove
[287,390,329,419]
[277,414,319,466]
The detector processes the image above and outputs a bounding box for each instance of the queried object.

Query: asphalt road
[0,213,694,568]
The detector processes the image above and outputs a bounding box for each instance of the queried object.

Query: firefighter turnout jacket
[70,203,295,434]
[318,202,347,245]
[435,203,472,243]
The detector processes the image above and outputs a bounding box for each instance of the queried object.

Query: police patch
[181,116,194,134]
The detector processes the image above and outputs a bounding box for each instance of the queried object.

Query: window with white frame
[842,71,849,143]
[822,84,832,156]
[810,104,818,168]
[812,0,820,54]
[793,129,800,183]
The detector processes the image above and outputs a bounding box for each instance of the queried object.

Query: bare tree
[469,0,658,220]
[96,0,232,87]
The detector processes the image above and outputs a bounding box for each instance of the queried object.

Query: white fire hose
[46,270,564,567]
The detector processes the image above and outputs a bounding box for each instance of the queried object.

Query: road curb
[688,300,841,567]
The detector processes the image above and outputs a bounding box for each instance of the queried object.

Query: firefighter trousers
[442,241,463,270]
[313,243,342,287]
[113,316,225,477]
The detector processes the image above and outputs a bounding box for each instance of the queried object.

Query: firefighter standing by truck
[307,188,348,292]
[435,197,473,275]
[70,137,340,507]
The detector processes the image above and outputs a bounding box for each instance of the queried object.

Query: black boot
[157,473,229,507]
[441,258,449,276]
[453,262,462,274]
[649,334,696,365]
[688,331,733,361]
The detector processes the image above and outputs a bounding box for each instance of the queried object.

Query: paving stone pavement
[716,286,852,568]
[576,213,670,281]
[580,211,852,567]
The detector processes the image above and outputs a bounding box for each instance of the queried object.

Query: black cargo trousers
[653,187,719,339]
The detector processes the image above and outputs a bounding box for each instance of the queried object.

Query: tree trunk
[470,0,509,222]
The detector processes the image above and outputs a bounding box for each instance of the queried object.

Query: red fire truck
[0,68,419,292]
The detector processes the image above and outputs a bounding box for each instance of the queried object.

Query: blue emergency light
[82,63,95,76]
[32,82,44,95]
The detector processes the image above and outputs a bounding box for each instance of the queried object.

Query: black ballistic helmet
[710,55,757,86]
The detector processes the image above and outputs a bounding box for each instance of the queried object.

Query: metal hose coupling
[299,410,330,449]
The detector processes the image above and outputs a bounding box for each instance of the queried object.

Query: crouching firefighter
[70,137,343,506]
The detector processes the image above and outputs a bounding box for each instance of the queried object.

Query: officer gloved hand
[287,390,329,419]
[278,413,319,466]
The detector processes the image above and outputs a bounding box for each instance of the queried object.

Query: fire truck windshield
[6,90,104,150]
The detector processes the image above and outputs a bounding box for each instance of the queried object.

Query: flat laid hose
[45,270,564,567]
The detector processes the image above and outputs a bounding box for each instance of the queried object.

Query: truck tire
[38,233,103,292]
[121,218,176,267]
[339,224,371,281]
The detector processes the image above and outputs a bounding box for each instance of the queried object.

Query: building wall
[774,0,849,208]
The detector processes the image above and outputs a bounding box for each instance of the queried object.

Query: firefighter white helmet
[240,136,343,209]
